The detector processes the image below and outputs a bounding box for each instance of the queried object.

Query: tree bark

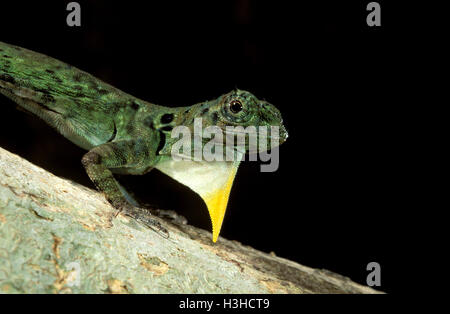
[0,147,381,294]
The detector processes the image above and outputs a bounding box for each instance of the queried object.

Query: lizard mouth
[163,124,288,161]
[222,125,288,145]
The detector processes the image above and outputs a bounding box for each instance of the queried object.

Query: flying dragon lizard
[0,41,288,242]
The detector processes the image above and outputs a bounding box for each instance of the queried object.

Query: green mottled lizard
[0,41,287,242]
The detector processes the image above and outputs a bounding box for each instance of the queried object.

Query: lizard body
[0,41,287,242]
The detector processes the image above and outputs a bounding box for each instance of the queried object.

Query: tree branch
[0,147,381,293]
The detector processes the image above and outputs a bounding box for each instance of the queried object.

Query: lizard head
[155,89,288,243]
[199,89,288,154]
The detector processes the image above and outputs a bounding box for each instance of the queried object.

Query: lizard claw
[113,201,170,239]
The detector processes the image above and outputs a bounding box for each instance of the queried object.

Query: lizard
[0,41,288,242]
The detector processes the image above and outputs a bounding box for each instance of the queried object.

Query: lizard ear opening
[160,113,174,124]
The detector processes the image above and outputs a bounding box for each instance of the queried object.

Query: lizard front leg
[81,140,169,237]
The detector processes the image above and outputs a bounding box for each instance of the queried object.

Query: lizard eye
[229,100,243,114]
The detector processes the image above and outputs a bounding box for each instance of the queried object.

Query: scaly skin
[0,41,288,241]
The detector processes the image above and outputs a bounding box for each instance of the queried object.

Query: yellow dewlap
[155,154,242,242]
[203,164,238,242]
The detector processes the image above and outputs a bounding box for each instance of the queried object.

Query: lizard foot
[113,201,169,239]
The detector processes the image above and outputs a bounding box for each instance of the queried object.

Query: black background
[0,1,404,293]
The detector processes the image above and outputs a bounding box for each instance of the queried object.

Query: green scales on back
[0,41,287,242]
